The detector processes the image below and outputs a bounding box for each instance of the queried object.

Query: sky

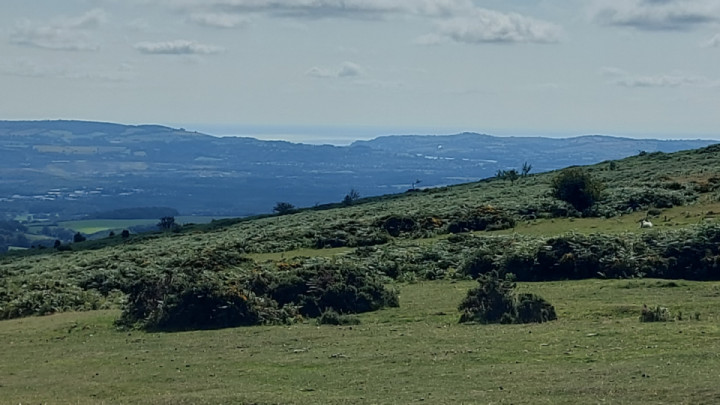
[1,0,720,144]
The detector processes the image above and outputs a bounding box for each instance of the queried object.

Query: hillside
[3,143,720,403]
[1,120,716,219]
[3,143,720,317]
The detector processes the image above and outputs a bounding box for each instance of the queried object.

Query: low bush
[640,305,671,322]
[116,268,298,331]
[458,271,556,324]
[447,206,515,233]
[263,260,399,318]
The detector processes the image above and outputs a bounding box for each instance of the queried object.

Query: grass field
[5,146,720,403]
[2,279,720,404]
[57,216,231,234]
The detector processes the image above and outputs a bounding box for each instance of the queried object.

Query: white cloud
[420,9,562,45]
[188,12,250,28]
[134,40,225,54]
[701,33,720,47]
[307,61,364,78]
[181,0,475,20]
[593,0,720,31]
[9,9,107,51]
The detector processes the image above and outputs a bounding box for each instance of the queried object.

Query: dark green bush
[458,271,556,324]
[117,269,297,331]
[460,249,497,278]
[448,206,515,233]
[379,216,418,237]
[266,261,398,317]
[551,168,604,213]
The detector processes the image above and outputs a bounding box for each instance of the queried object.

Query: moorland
[3,142,720,403]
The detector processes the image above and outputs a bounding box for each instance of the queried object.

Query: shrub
[273,202,296,215]
[448,206,515,233]
[117,269,298,331]
[460,249,497,278]
[380,215,418,237]
[551,168,604,213]
[266,260,399,318]
[458,271,556,324]
[640,305,671,322]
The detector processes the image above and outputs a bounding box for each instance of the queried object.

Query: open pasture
[2,279,720,404]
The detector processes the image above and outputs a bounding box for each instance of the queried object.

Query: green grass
[1,279,720,404]
[57,216,231,234]
[58,219,158,234]
[4,146,720,403]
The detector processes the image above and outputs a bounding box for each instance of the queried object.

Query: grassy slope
[3,146,720,403]
[2,279,720,404]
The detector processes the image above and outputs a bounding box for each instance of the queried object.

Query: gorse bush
[117,257,398,330]
[116,268,293,330]
[458,271,556,324]
[257,259,399,318]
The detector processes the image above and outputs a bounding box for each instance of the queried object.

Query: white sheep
[640,219,653,228]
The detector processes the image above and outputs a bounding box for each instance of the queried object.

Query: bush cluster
[459,224,720,282]
[117,258,398,331]
[458,271,556,324]
[447,206,516,233]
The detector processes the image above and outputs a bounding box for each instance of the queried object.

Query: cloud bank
[419,9,562,45]
[594,0,720,31]
[182,0,561,45]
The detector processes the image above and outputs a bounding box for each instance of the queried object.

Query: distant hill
[0,120,716,218]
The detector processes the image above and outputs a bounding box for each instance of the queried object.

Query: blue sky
[1,0,719,143]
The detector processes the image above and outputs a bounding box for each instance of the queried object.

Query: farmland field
[58,216,231,234]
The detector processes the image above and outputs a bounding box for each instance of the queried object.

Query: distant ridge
[0,120,717,218]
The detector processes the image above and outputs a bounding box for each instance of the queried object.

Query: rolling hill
[1,120,716,219]
[3,142,720,403]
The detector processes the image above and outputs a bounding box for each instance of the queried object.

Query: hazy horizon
[2,1,719,143]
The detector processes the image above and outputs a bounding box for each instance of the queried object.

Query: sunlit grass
[2,279,720,404]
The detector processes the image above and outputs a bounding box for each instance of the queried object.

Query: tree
[53,239,62,249]
[551,168,604,212]
[273,202,295,215]
[496,169,519,184]
[343,189,360,206]
[73,232,86,243]
[121,229,130,239]
[521,161,532,177]
[157,216,177,231]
